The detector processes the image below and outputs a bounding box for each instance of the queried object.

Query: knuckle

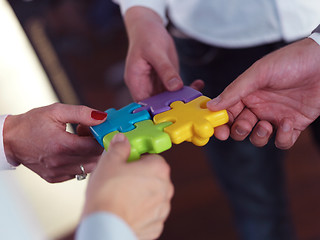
[76,105,89,117]
[50,102,62,113]
[51,142,65,154]
[41,171,57,183]
[167,182,175,199]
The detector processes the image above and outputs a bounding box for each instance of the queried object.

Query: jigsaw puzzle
[90,86,229,161]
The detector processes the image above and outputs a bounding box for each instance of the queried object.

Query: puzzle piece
[153,96,229,146]
[103,120,172,161]
[90,103,151,146]
[133,86,202,116]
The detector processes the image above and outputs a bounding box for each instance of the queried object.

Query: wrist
[124,6,165,40]
[3,115,21,167]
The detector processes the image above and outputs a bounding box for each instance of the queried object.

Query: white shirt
[0,115,13,170]
[76,212,137,240]
[114,0,320,48]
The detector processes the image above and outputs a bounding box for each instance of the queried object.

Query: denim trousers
[173,36,295,240]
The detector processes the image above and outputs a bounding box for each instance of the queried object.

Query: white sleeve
[112,0,167,25]
[309,33,320,46]
[76,212,138,240]
[0,115,15,170]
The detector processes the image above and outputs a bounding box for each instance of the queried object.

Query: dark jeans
[173,36,295,240]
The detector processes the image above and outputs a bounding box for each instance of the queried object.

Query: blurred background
[1,0,320,239]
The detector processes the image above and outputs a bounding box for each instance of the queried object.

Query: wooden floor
[12,1,320,239]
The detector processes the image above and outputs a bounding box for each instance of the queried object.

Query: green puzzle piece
[103,120,173,161]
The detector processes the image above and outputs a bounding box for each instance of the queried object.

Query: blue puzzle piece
[90,103,151,146]
[133,86,202,116]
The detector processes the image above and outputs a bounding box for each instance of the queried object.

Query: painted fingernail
[257,127,267,137]
[235,127,247,136]
[111,133,126,144]
[91,110,108,120]
[167,78,181,90]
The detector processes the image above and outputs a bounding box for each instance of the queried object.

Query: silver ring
[75,164,87,181]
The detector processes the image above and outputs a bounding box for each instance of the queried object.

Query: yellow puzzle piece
[153,96,229,146]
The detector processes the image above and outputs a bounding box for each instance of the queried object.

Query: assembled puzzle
[90,86,229,161]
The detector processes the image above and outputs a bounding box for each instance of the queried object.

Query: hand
[3,103,107,183]
[82,133,174,240]
[208,38,320,149]
[124,7,183,101]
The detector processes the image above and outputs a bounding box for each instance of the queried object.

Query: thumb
[52,103,108,126]
[207,67,260,111]
[101,133,131,165]
[150,55,183,92]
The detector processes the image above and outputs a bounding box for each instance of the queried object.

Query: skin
[123,7,184,102]
[208,38,320,149]
[82,133,174,240]
[3,103,106,183]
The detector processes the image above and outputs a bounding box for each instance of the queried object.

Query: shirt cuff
[0,115,15,170]
[309,33,320,46]
[113,0,167,25]
[76,212,138,240]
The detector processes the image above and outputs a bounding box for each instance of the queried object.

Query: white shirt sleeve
[309,33,320,46]
[76,212,138,240]
[112,0,167,25]
[0,115,15,170]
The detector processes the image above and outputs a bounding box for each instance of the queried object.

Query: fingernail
[257,127,267,137]
[167,78,181,90]
[208,96,221,107]
[235,127,247,136]
[281,121,291,132]
[111,133,126,144]
[91,110,108,120]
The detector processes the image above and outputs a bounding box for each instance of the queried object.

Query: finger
[56,133,103,157]
[230,108,258,141]
[77,124,93,137]
[206,64,261,111]
[189,79,205,91]
[100,133,131,166]
[139,222,165,240]
[139,154,170,180]
[275,118,296,149]
[249,121,274,147]
[213,125,230,141]
[50,103,108,126]
[38,161,97,183]
[43,148,101,168]
[149,55,183,92]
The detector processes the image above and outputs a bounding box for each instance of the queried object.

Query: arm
[77,133,174,240]
[118,4,183,101]
[2,103,108,183]
[208,37,320,149]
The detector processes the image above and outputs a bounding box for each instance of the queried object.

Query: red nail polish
[91,110,108,120]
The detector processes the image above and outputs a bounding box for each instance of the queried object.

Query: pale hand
[82,133,174,240]
[208,38,320,149]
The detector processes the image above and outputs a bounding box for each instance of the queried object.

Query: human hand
[82,133,174,240]
[124,7,183,101]
[208,38,320,149]
[3,103,107,183]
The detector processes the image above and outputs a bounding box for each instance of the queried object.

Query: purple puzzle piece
[133,86,202,116]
